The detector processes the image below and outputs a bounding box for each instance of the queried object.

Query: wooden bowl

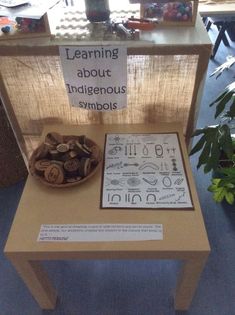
[29,134,102,188]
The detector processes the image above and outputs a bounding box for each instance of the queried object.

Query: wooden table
[4,123,210,311]
[199,1,235,57]
[199,2,235,18]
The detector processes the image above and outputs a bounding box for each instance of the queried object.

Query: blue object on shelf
[1,25,11,33]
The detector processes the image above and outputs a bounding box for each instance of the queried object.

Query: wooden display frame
[0,14,51,41]
[131,0,198,26]
[0,14,212,164]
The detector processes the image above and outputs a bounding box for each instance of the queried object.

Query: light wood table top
[199,2,235,17]
[5,123,210,260]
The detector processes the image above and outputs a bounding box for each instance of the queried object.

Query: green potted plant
[208,167,235,205]
[190,56,235,205]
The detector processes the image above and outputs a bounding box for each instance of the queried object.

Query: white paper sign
[37,224,163,242]
[59,46,127,111]
[102,133,193,209]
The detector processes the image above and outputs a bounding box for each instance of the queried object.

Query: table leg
[211,23,228,59]
[206,19,212,31]
[174,255,208,310]
[9,257,57,310]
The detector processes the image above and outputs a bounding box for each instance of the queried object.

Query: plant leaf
[210,82,235,111]
[226,98,235,118]
[197,142,211,169]
[209,138,221,170]
[190,135,206,156]
[219,125,233,159]
[210,56,235,78]
[204,158,214,173]
[212,178,221,185]
[191,128,207,137]
[213,187,226,203]
[209,90,227,107]
[225,192,235,205]
[220,167,235,176]
[226,81,235,92]
[214,91,234,118]
[208,184,218,192]
[226,183,235,189]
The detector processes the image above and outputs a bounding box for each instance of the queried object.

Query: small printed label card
[37,224,163,242]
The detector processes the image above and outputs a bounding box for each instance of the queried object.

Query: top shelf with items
[0,0,62,40]
[130,0,198,26]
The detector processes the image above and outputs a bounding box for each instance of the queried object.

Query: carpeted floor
[0,22,235,315]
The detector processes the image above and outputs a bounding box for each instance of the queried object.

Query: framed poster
[101,133,193,209]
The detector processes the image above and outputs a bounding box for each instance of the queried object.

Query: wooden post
[8,257,57,310]
[175,254,209,310]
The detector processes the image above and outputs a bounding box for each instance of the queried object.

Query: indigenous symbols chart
[101,133,193,209]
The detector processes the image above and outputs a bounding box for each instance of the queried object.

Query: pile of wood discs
[29,132,102,187]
